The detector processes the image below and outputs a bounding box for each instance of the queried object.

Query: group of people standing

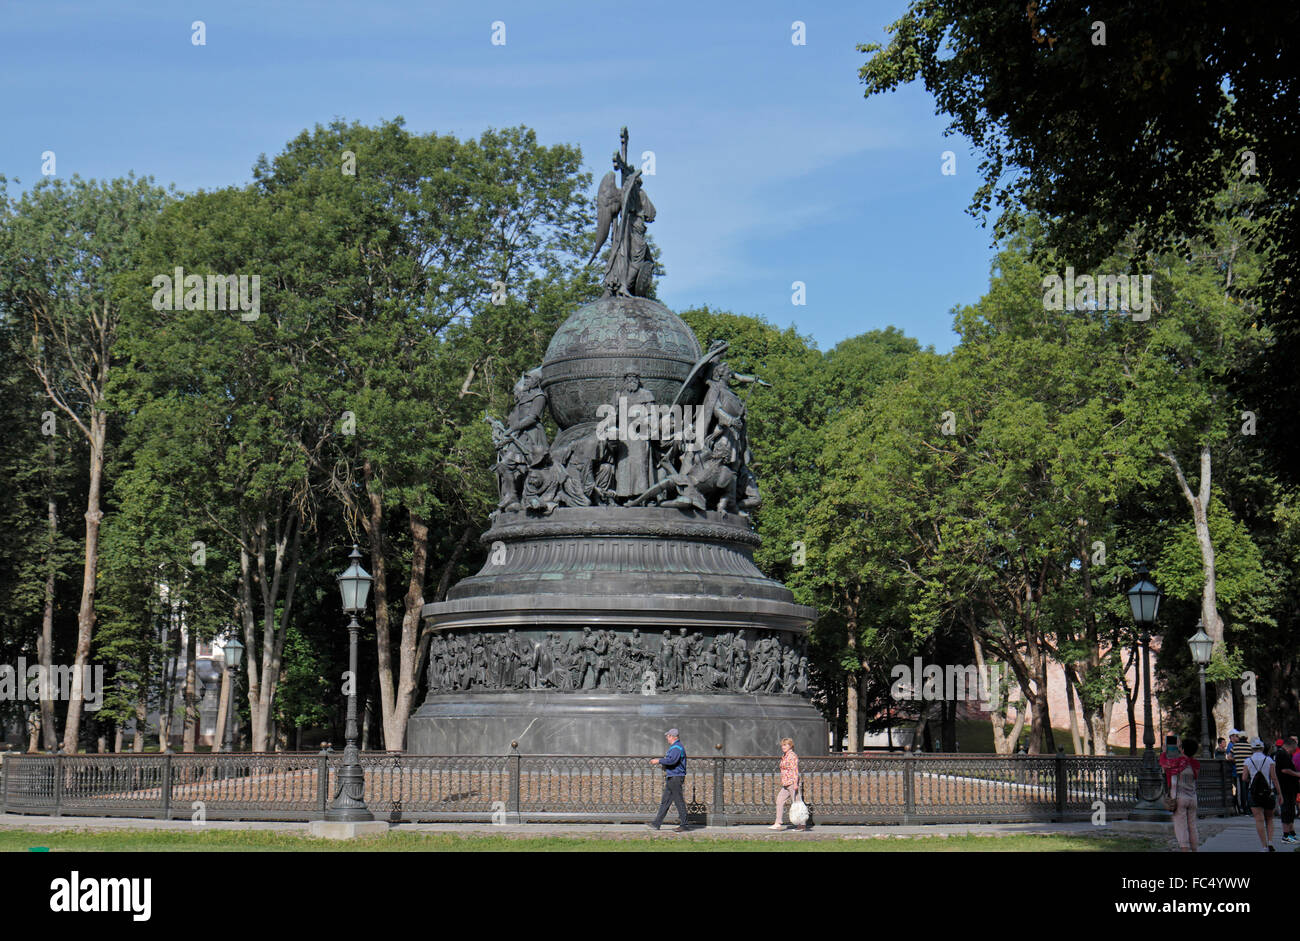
[1161,731,1299,852]
[1225,731,1299,851]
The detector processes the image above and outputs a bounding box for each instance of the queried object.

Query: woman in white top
[1243,739,1283,852]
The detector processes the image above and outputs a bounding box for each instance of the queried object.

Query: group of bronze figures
[488,346,765,516]
[426,627,810,695]
[486,127,770,518]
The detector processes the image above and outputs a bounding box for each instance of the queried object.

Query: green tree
[113,183,322,752]
[0,295,85,749]
[858,1,1300,486]
[0,175,171,751]
[251,119,598,748]
[1117,180,1273,739]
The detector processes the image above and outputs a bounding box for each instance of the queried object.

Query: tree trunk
[39,437,59,750]
[159,597,182,753]
[974,624,1027,754]
[913,711,929,752]
[974,633,1010,754]
[237,538,262,748]
[1094,698,1114,756]
[1090,713,1109,756]
[385,512,431,751]
[1077,525,1108,754]
[1065,672,1084,755]
[1162,446,1234,739]
[359,460,400,750]
[1122,648,1139,752]
[1008,701,1027,753]
[1004,649,1042,753]
[62,410,107,753]
[1023,624,1054,753]
[1242,687,1259,741]
[133,696,147,753]
[214,668,230,752]
[240,505,303,752]
[835,685,845,752]
[27,711,41,752]
[859,674,871,745]
[940,698,956,751]
[845,587,860,752]
[181,623,198,752]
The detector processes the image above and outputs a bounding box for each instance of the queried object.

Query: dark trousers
[652,776,688,827]
[1281,790,1297,827]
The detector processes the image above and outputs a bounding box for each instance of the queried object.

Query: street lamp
[222,634,243,754]
[1188,620,1214,748]
[1127,562,1167,818]
[326,545,374,822]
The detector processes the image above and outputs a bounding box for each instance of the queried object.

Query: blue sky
[0,0,998,354]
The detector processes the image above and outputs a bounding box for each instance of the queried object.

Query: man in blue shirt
[648,728,689,831]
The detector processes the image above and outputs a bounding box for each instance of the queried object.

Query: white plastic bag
[789,794,809,826]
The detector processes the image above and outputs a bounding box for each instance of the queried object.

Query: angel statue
[589,127,656,297]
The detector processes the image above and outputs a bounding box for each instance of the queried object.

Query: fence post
[0,754,8,816]
[903,755,915,823]
[161,753,173,820]
[317,747,330,817]
[711,754,727,827]
[53,752,64,817]
[1054,747,1067,819]
[1220,758,1231,817]
[507,743,521,824]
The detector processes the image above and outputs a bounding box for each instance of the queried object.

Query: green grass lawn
[949,719,1133,755]
[0,827,1161,852]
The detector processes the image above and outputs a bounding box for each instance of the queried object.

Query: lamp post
[221,634,244,754]
[1127,562,1168,818]
[1188,620,1214,748]
[325,545,374,822]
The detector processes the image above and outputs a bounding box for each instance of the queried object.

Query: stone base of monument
[408,483,828,757]
[408,691,828,756]
[307,820,391,840]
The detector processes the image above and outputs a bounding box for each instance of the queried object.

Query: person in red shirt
[1159,736,1202,851]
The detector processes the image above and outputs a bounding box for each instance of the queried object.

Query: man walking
[1229,730,1251,814]
[1276,736,1300,844]
[648,728,689,831]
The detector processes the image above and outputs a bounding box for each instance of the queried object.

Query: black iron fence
[0,751,1237,825]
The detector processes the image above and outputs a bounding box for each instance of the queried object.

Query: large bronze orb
[541,295,702,429]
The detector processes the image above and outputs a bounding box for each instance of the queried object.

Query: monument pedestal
[409,690,827,756]
[406,507,827,756]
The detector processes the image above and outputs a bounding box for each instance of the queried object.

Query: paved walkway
[1197,814,1300,853]
[0,812,1237,846]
